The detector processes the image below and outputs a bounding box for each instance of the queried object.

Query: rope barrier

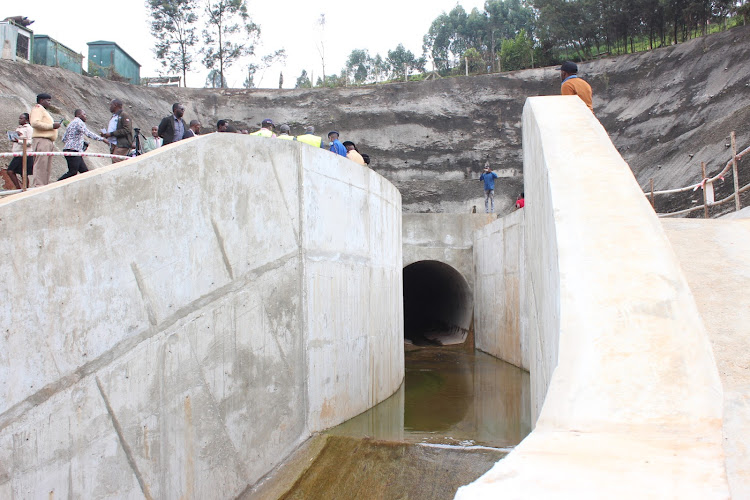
[0,151,130,160]
[657,179,750,217]
[645,144,749,197]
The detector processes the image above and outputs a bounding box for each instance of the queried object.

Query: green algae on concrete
[279,435,506,500]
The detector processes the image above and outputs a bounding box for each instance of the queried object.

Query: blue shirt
[480,171,498,190]
[329,139,347,157]
[173,116,184,144]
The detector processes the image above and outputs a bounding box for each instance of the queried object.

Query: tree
[500,29,534,71]
[147,0,199,86]
[202,0,260,88]
[386,44,426,80]
[244,49,287,88]
[345,49,371,84]
[295,69,312,88]
[206,69,227,88]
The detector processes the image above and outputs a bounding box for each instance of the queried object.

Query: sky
[18,0,488,89]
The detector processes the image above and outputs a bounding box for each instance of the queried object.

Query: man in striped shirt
[58,109,108,181]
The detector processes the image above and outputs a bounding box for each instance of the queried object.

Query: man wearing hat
[30,93,61,186]
[328,131,347,157]
[251,119,276,137]
[559,61,593,112]
[277,124,294,140]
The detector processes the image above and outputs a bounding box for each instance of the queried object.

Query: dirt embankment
[1,25,748,214]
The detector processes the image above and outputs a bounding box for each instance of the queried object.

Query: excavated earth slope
[1,25,748,214]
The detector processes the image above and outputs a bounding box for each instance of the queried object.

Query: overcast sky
[19,0,487,89]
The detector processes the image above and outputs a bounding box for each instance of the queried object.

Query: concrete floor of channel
[244,343,530,499]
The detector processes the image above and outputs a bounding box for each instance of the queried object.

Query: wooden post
[649,178,654,208]
[465,57,469,77]
[701,161,708,218]
[731,131,741,211]
[21,138,28,192]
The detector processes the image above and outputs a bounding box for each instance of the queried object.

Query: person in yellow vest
[296,126,326,149]
[277,124,294,140]
[559,61,593,113]
[30,93,61,186]
[250,118,276,137]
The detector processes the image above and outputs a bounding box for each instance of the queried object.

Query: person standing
[59,109,108,180]
[479,163,499,213]
[30,93,61,187]
[296,126,326,148]
[158,103,187,146]
[328,131,347,157]
[143,126,163,153]
[559,61,593,113]
[277,124,294,140]
[102,99,133,163]
[250,119,276,137]
[5,112,35,188]
[183,120,201,138]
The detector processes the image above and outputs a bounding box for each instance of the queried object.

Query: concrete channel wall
[472,209,527,370]
[458,96,729,498]
[0,134,404,499]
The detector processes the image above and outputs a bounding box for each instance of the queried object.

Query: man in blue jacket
[328,131,347,157]
[479,163,499,213]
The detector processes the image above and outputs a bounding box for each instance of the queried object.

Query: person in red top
[559,61,593,113]
[515,192,525,209]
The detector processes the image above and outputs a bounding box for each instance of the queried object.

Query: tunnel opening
[403,260,473,346]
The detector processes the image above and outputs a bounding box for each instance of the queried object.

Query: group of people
[3,94,372,190]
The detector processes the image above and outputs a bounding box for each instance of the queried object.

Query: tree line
[147,0,749,89]
[296,0,749,88]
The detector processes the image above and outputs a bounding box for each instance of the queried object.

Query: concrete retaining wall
[0,134,403,499]
[472,209,527,370]
[457,96,729,498]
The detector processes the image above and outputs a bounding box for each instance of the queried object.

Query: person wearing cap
[296,126,326,148]
[479,162,499,213]
[342,141,366,166]
[251,119,276,137]
[559,61,593,112]
[277,124,294,140]
[30,93,61,186]
[328,131,347,157]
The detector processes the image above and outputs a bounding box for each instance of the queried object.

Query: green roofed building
[33,35,83,74]
[87,40,141,85]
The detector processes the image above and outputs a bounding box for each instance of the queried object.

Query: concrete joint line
[95,376,154,500]
[269,153,300,245]
[131,262,158,326]
[0,251,299,432]
[211,218,235,280]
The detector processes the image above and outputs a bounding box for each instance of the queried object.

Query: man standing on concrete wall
[250,119,276,137]
[479,162,499,213]
[142,126,163,152]
[30,93,61,187]
[297,126,326,148]
[559,61,593,113]
[183,120,201,138]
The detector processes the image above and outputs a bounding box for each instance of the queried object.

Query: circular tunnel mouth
[403,260,472,346]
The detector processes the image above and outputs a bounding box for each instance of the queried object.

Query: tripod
[133,127,148,156]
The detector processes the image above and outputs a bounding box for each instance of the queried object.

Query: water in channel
[271,345,531,500]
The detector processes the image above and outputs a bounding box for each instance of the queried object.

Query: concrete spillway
[2,95,749,499]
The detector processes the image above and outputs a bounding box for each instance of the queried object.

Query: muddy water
[329,345,531,448]
[265,346,531,500]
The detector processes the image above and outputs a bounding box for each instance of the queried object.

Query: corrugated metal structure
[0,21,33,63]
[87,40,141,85]
[33,35,83,74]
